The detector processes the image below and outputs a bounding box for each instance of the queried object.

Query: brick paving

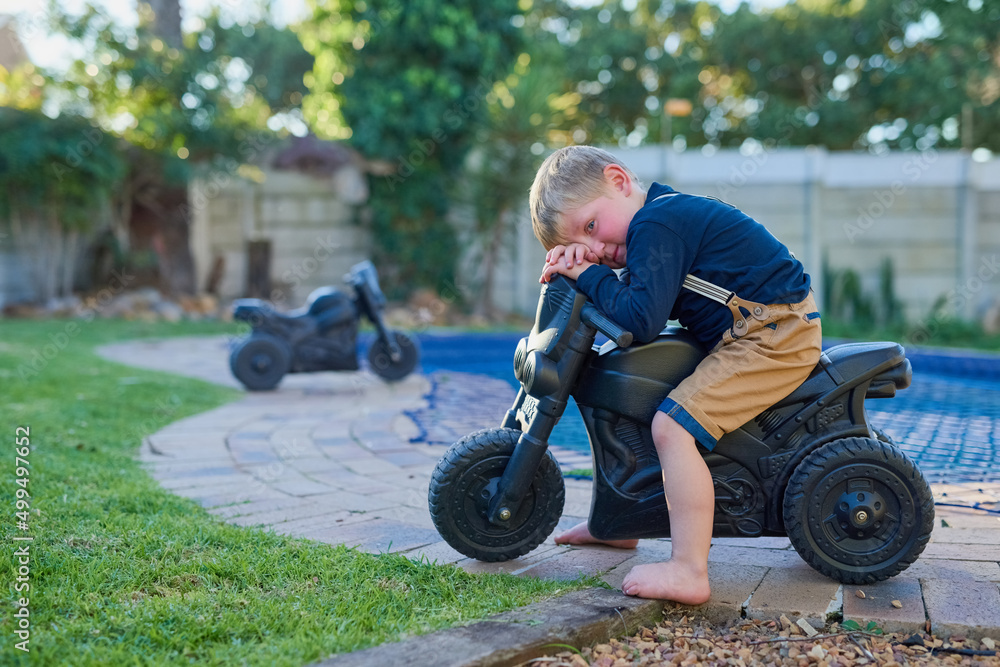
[99,335,1000,644]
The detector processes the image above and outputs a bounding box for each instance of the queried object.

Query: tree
[0,108,125,303]
[873,0,1000,151]
[2,1,314,296]
[459,33,573,318]
[698,0,1000,151]
[508,0,698,148]
[297,0,523,296]
[520,0,999,153]
[147,0,182,47]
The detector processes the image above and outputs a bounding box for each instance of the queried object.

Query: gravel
[521,609,1000,667]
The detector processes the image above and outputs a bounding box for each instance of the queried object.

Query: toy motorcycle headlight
[513,337,529,382]
[522,350,560,397]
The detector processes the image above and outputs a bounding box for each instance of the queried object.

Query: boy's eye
[586,221,595,233]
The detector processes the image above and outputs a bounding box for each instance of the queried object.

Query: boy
[530,146,821,604]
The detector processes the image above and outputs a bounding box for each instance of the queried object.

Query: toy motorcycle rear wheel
[783,436,934,584]
[368,331,419,381]
[230,334,292,391]
[429,428,564,562]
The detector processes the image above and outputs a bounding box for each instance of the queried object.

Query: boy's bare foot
[621,561,711,605]
[554,521,639,549]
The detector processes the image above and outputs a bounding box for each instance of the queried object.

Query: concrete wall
[3,148,998,326]
[189,167,370,308]
[0,248,33,310]
[491,148,1000,323]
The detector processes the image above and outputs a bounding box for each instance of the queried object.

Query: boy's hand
[540,244,601,283]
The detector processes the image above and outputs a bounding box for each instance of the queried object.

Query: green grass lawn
[0,318,584,666]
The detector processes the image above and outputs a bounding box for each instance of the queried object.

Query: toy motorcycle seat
[232,298,276,320]
[233,299,309,326]
[290,286,346,317]
[824,341,906,380]
[233,288,355,332]
[774,341,910,409]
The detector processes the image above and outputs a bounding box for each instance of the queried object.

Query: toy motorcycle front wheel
[368,331,419,381]
[783,436,934,584]
[428,428,564,562]
[229,334,292,391]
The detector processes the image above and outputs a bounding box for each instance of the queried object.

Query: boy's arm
[576,228,689,343]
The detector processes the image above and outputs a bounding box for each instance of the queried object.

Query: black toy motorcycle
[229,260,418,390]
[429,275,934,584]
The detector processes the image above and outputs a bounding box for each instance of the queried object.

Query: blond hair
[529,146,641,250]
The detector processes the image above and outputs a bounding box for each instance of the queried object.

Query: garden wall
[492,148,1000,326]
[0,248,34,309]
[3,148,998,329]
[188,165,370,308]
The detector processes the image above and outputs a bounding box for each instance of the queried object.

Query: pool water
[412,332,1000,484]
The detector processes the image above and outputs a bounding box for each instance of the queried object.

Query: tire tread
[429,428,564,562]
[783,436,934,584]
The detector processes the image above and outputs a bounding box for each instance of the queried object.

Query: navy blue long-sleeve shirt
[575,183,811,348]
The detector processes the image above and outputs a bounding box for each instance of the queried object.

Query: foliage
[1,1,315,296]
[5,0,994,306]
[840,619,884,635]
[822,256,904,330]
[35,3,312,175]
[821,300,1000,352]
[297,0,524,295]
[0,108,124,227]
[0,319,583,666]
[524,0,999,152]
[698,0,1000,151]
[0,107,126,302]
[199,13,314,114]
[457,26,572,316]
[516,0,751,147]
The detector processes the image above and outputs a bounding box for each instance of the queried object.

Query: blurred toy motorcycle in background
[229,261,418,390]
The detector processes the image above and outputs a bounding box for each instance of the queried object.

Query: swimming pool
[409,331,1000,484]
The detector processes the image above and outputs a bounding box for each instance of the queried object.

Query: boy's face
[558,166,643,270]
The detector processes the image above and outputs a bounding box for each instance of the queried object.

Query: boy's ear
[603,164,632,195]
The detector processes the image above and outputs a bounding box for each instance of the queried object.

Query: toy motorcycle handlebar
[580,303,633,347]
[544,275,634,348]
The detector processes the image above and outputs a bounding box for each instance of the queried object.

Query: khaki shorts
[659,292,822,450]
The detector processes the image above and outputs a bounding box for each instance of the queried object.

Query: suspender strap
[650,192,739,307]
[682,274,733,306]
[649,191,771,337]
